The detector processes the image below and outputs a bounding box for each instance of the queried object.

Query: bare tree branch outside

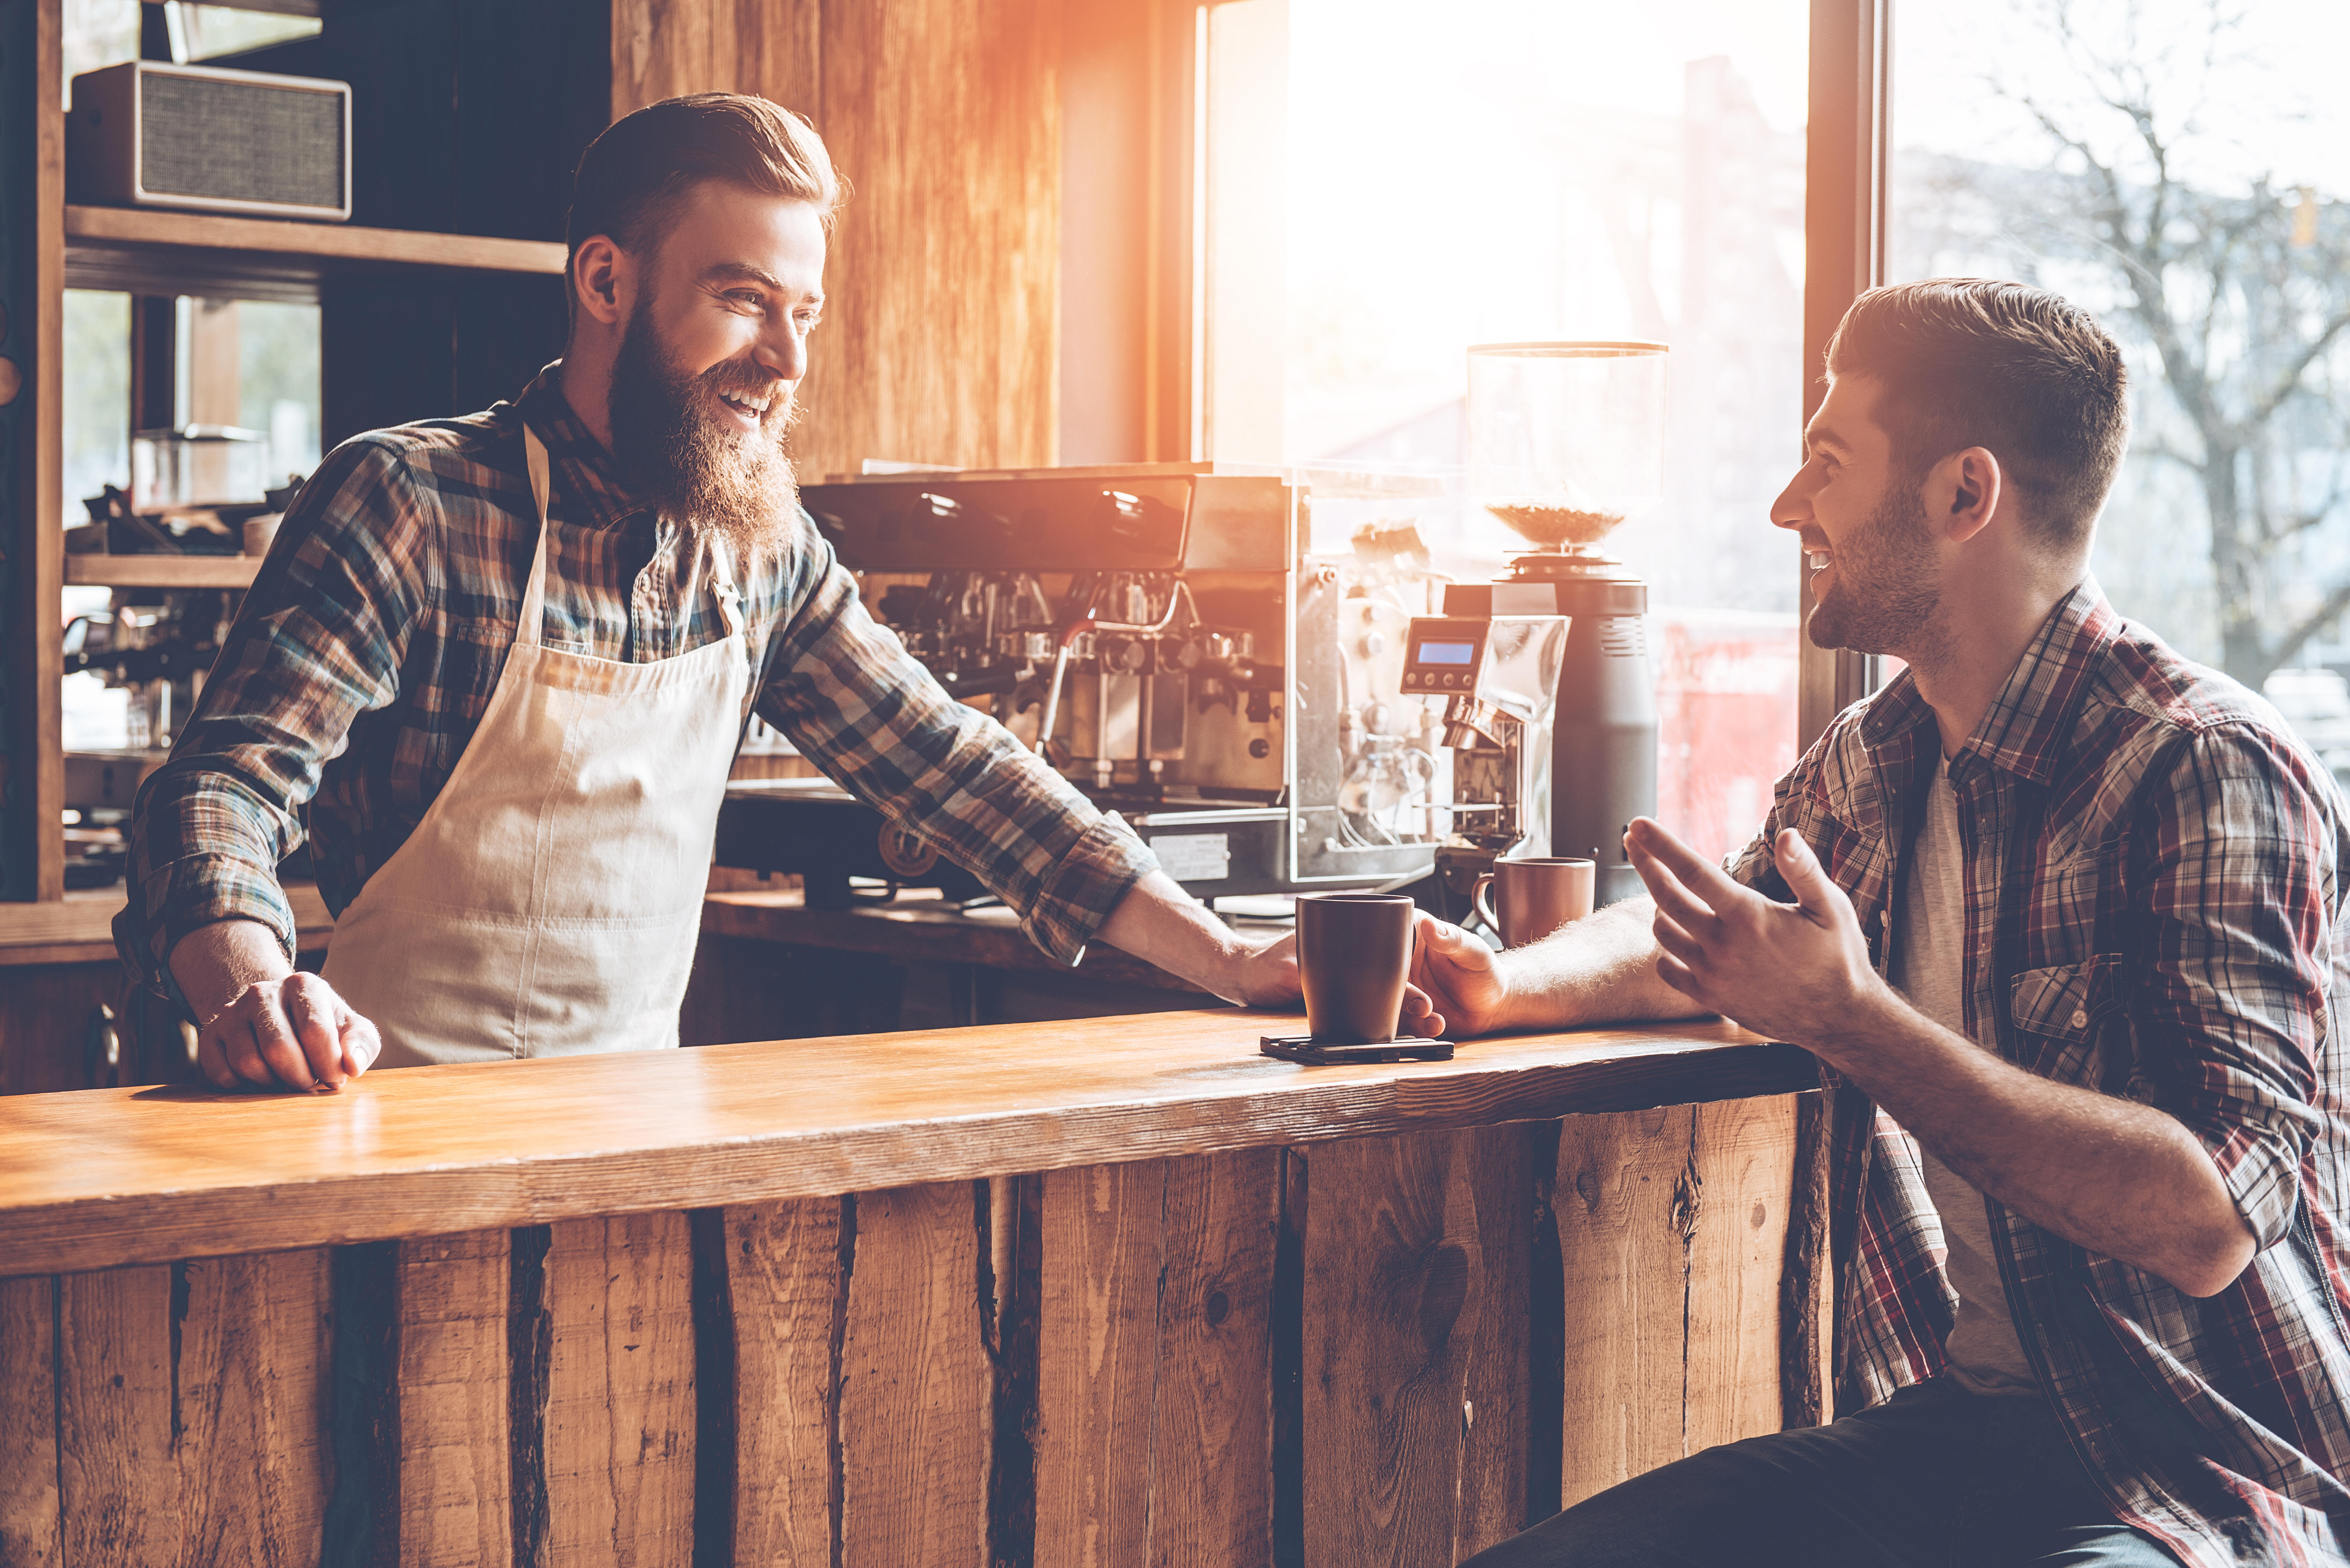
[1892,0,2350,726]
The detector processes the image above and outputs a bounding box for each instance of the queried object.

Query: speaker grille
[140,74,344,211]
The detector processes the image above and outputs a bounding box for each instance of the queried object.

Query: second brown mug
[1472,857,1596,949]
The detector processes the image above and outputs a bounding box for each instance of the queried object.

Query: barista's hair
[564,93,843,310]
[1825,280,2128,551]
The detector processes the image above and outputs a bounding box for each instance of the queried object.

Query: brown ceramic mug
[1296,892,1417,1044]
[1472,857,1596,949]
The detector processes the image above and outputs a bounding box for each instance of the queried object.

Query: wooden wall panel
[838,1180,988,1567]
[1035,1159,1164,1567]
[1299,1127,1531,1568]
[610,0,1064,482]
[1455,1126,1534,1561]
[0,1275,58,1568]
[52,1255,330,1567]
[1153,1147,1278,1566]
[55,1266,179,1564]
[1683,1097,1794,1453]
[544,1212,698,1567]
[1555,1105,1697,1508]
[398,1230,513,1568]
[171,1252,334,1565]
[1554,1097,1799,1510]
[728,1197,845,1563]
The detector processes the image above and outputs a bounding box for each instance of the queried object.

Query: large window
[1283,0,1810,860]
[1890,0,2350,777]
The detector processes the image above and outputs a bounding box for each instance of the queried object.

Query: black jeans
[1461,1378,2178,1567]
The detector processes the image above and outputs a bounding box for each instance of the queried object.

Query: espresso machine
[714,465,1467,907]
[1400,614,1569,902]
[1451,342,1668,908]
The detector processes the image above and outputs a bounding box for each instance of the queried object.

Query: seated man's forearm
[1501,897,1714,1029]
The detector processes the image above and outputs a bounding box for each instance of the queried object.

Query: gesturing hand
[195,972,381,1093]
[1624,817,1882,1052]
[1408,914,1508,1040]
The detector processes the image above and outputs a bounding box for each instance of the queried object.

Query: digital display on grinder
[1416,641,1476,665]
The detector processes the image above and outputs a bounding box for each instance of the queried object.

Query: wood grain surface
[55,1267,178,1565]
[1300,1129,1524,1568]
[398,1231,512,1568]
[839,1181,989,1567]
[1035,1159,1164,1567]
[0,1011,1811,1278]
[1154,1148,1279,1566]
[1554,1099,1800,1507]
[726,1198,844,1565]
[544,1213,697,1567]
[0,1277,59,1568]
[63,206,568,275]
[611,0,1062,481]
[1555,1106,1699,1508]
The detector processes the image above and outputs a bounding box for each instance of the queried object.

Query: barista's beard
[1806,481,1944,658]
[608,301,799,563]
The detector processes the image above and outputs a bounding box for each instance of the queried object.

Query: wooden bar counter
[0,1008,1823,1566]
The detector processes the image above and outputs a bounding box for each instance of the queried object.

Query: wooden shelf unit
[64,204,567,304]
[63,554,262,589]
[4,0,608,902]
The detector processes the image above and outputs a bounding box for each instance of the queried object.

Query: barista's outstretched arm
[1410,896,1714,1038]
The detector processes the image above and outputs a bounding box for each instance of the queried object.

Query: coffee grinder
[1440,341,1667,908]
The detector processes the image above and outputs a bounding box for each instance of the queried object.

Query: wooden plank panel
[839,1181,988,1567]
[1300,1131,1496,1568]
[0,1275,60,1568]
[610,0,820,118]
[173,1251,334,1566]
[1455,1125,1534,1561]
[55,1266,178,1564]
[397,1230,511,1568]
[1683,1097,1797,1454]
[1035,1159,1164,1568]
[813,0,1062,477]
[1154,1146,1279,1568]
[728,1198,843,1566]
[543,1212,697,1567]
[1555,1105,1694,1508]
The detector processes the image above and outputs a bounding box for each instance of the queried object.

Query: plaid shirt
[1731,584,2350,1567]
[119,366,1157,992]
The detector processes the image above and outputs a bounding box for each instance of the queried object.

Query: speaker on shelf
[68,60,352,223]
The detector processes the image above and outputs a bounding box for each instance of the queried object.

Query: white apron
[323,428,747,1068]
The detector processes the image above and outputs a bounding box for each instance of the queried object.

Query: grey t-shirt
[1889,756,2042,1398]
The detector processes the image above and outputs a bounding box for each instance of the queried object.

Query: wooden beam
[0,1275,60,1567]
[725,1197,843,1564]
[397,1230,512,1567]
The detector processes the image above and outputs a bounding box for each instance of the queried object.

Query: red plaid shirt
[1730,586,2350,1567]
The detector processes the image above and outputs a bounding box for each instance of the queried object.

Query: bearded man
[121,93,1301,1089]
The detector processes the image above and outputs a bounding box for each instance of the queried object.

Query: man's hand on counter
[171,919,381,1093]
[1097,870,1308,1009]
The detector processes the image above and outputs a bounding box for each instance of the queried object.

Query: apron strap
[520,426,554,650]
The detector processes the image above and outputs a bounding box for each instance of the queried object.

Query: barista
[119,93,1304,1090]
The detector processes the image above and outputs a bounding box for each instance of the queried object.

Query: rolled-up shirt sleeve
[2135,723,2336,1252]
[117,437,427,997]
[753,522,1159,964]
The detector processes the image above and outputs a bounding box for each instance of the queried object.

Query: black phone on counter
[1259,1035,1454,1065]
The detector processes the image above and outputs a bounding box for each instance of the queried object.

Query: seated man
[1425,281,2350,1567]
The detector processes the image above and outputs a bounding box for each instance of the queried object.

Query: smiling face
[605,180,828,558]
[1772,373,1944,657]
